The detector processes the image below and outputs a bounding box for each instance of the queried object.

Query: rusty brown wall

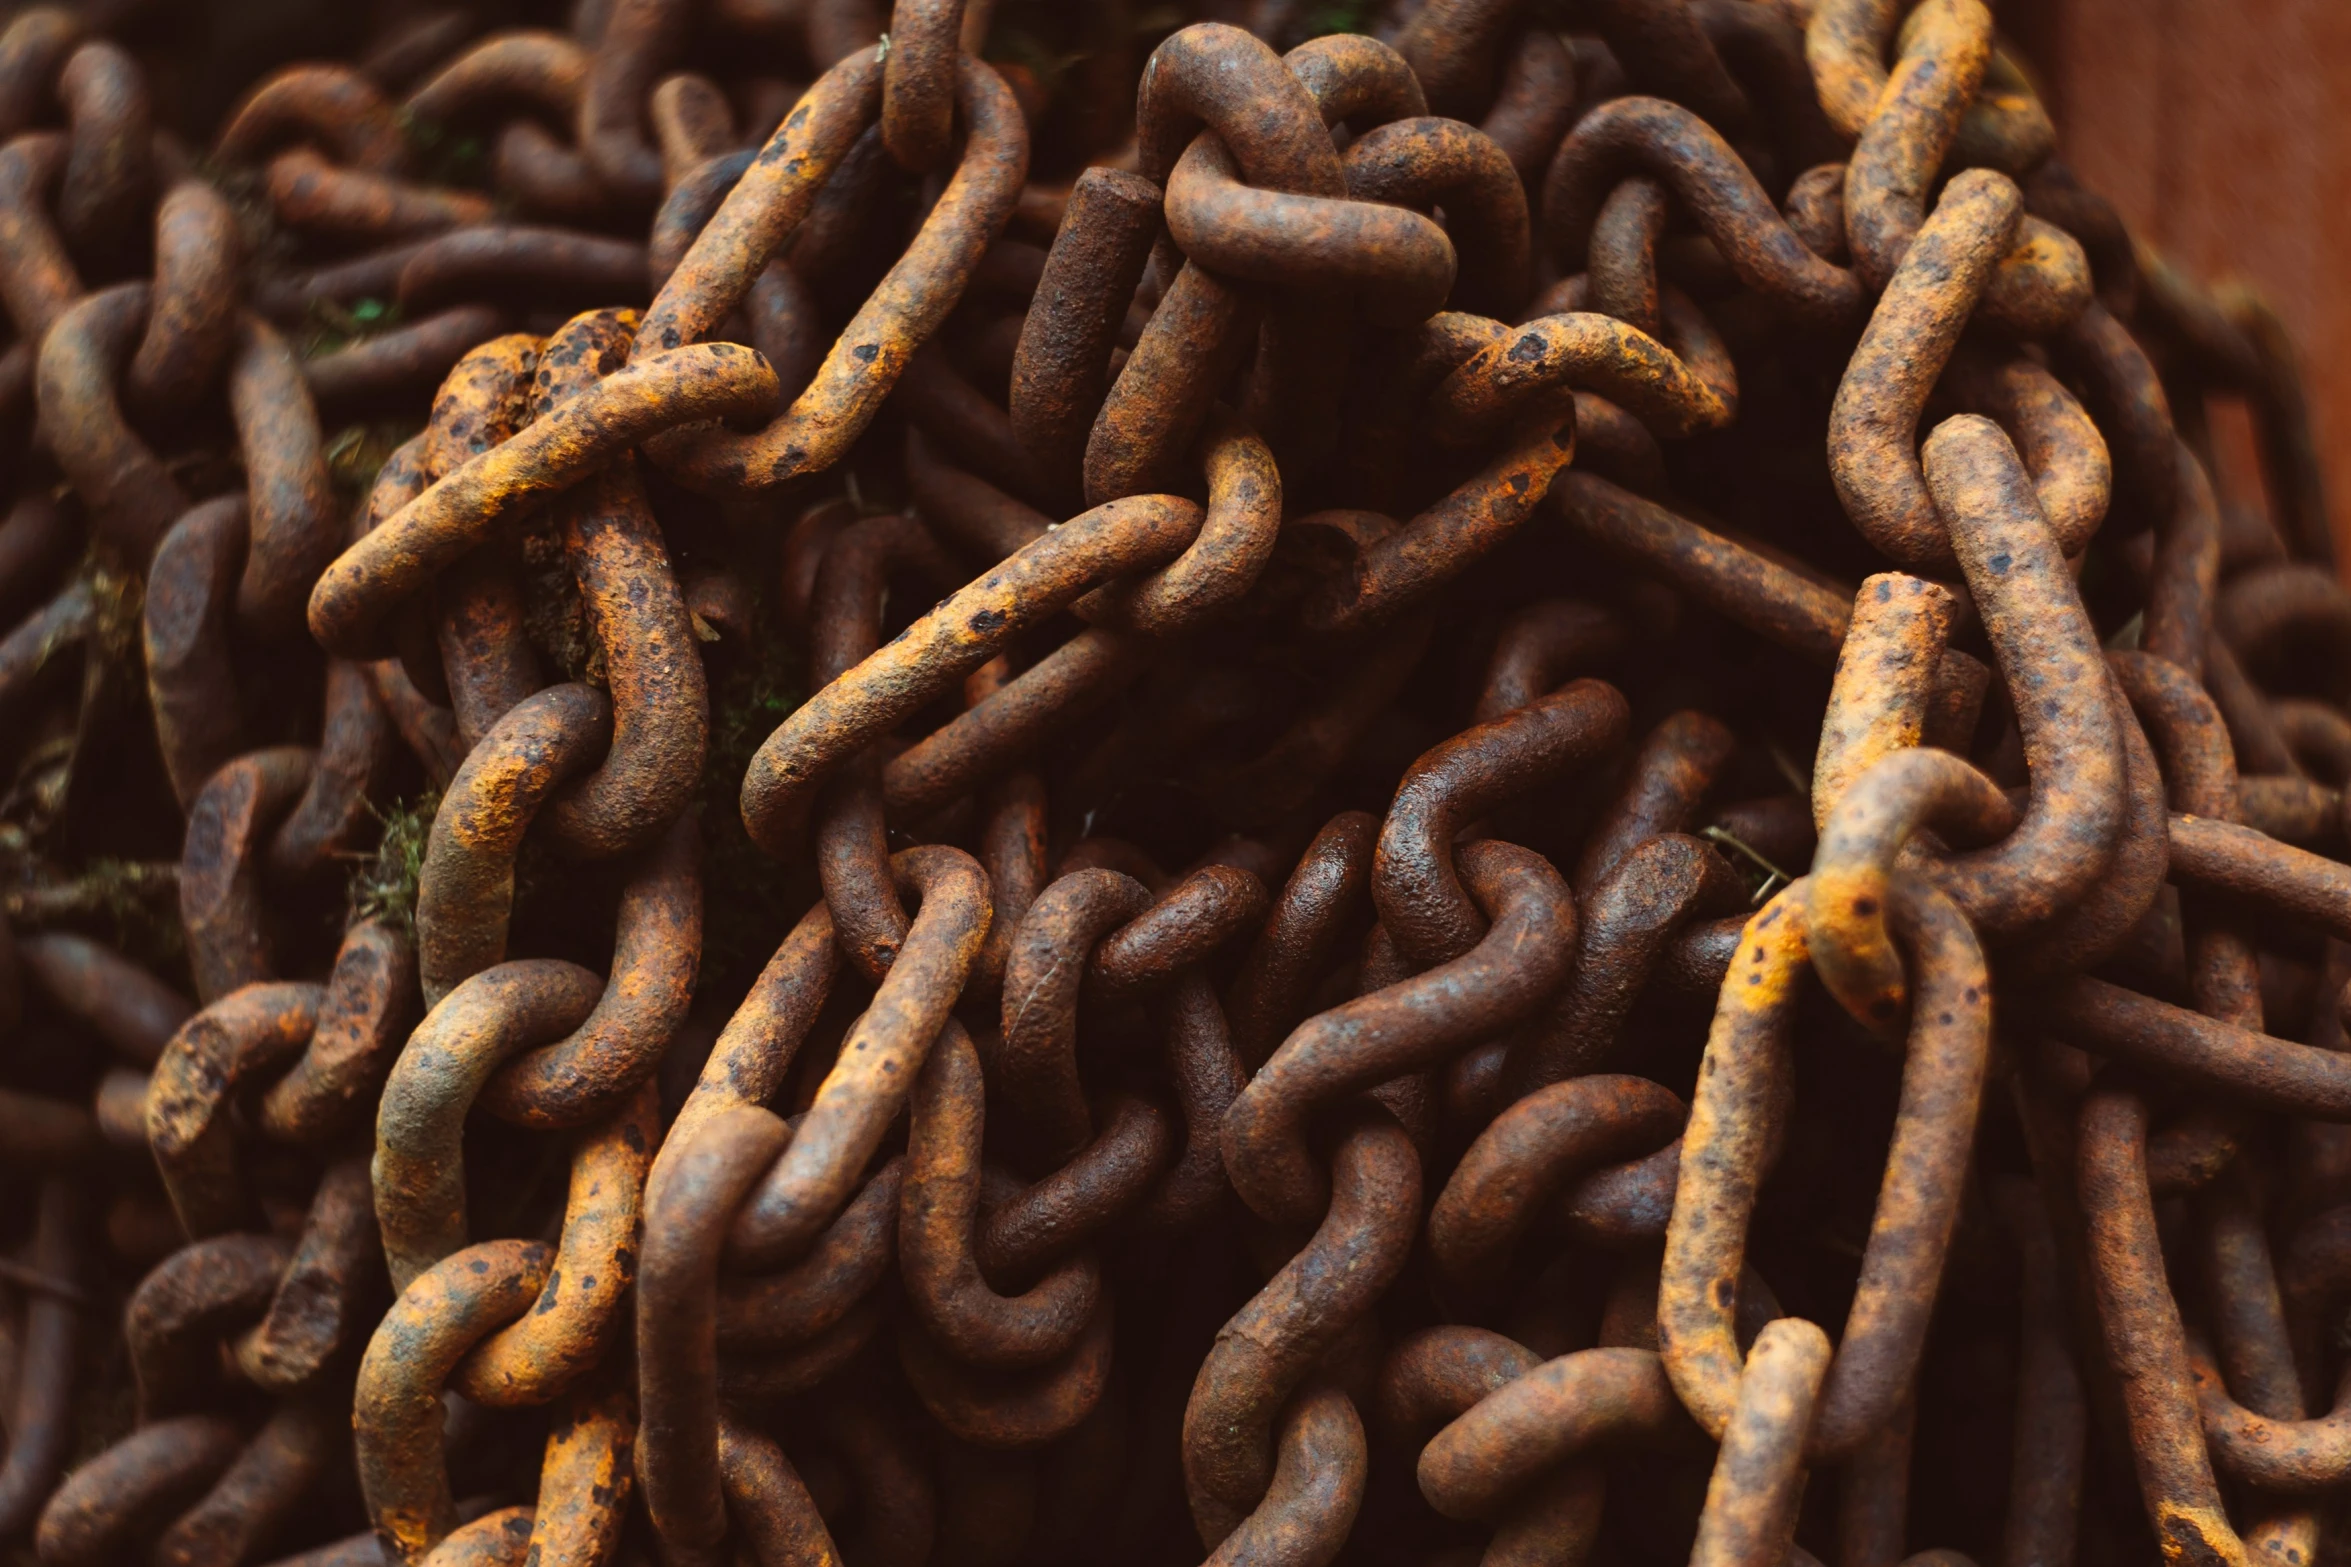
[2009,0,2351,567]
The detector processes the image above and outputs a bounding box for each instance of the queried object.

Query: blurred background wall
[2009,0,2351,567]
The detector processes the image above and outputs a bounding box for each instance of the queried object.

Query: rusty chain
[0,0,2341,1563]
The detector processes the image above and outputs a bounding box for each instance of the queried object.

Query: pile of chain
[0,0,2347,1561]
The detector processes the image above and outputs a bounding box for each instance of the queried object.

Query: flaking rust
[0,1,2342,1564]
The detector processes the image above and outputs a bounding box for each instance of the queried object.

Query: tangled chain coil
[0,0,2341,1564]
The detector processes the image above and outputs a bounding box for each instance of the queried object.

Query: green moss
[1301,0,1377,34]
[350,791,439,933]
[709,633,803,785]
[401,111,487,187]
[324,420,423,500]
[83,559,142,673]
[303,295,407,360]
[520,525,597,686]
[199,161,297,277]
[74,859,182,951]
[0,856,185,967]
[698,623,804,986]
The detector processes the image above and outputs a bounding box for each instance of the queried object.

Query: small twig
[1766,740,1812,800]
[324,424,368,467]
[843,469,893,516]
[1811,1227,1866,1262]
[1701,825,1794,907]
